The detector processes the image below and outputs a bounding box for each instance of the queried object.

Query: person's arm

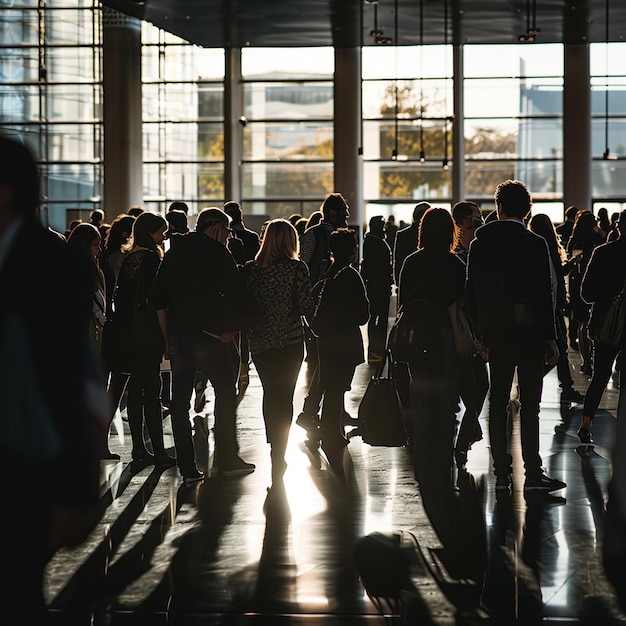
[295,261,314,318]
[156,309,169,359]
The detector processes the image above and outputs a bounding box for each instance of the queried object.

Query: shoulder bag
[589,277,626,346]
[449,301,481,358]
[357,350,408,447]
[387,262,438,364]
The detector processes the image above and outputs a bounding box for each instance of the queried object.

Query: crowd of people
[57,181,625,496]
[3,131,626,618]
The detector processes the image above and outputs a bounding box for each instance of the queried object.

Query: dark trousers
[302,360,323,417]
[319,359,357,448]
[545,312,575,390]
[169,333,240,474]
[409,329,459,486]
[253,341,304,447]
[126,358,166,459]
[488,346,545,480]
[367,289,391,358]
[584,341,623,419]
[456,354,489,451]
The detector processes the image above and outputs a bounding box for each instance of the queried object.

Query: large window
[240,47,334,219]
[141,25,224,216]
[591,42,626,204]
[0,2,102,232]
[362,46,453,225]
[464,44,563,221]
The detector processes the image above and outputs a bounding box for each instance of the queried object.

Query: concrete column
[224,48,243,204]
[334,47,363,238]
[452,42,465,204]
[102,8,142,219]
[563,43,592,213]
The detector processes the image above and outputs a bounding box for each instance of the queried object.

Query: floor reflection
[42,344,626,625]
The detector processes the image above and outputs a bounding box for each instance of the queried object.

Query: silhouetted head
[0,135,40,219]
[494,180,532,220]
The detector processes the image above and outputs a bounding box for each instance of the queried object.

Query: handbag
[387,262,439,365]
[590,280,626,346]
[358,351,408,447]
[449,301,480,358]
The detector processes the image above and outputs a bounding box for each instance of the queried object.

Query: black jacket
[582,235,626,334]
[466,219,556,351]
[150,231,250,335]
[0,217,99,506]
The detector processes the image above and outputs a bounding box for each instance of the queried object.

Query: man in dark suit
[392,201,430,285]
[0,136,101,622]
[466,180,564,494]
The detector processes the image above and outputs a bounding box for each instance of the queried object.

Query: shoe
[524,473,566,492]
[182,470,205,485]
[296,412,319,433]
[561,388,585,404]
[216,456,256,476]
[495,474,512,493]
[577,427,594,445]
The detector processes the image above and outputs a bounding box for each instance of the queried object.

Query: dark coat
[316,265,370,379]
[466,219,556,352]
[393,223,419,284]
[106,248,164,370]
[581,235,626,335]
[150,231,250,335]
[0,217,100,505]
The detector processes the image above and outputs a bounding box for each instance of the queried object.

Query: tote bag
[590,283,626,346]
[358,351,408,447]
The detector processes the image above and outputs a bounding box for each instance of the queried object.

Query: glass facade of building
[1,5,625,231]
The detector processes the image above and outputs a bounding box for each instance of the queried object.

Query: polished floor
[44,333,625,625]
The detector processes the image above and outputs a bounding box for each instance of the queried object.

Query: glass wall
[0,2,102,233]
[141,25,224,217]
[240,47,334,219]
[591,42,626,207]
[362,46,453,225]
[2,6,626,228]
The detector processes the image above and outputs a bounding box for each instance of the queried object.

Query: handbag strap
[398,259,439,314]
[375,350,394,379]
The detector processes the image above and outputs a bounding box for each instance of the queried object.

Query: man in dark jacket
[151,207,255,482]
[361,215,393,362]
[393,201,430,284]
[0,136,102,621]
[466,180,563,494]
[300,192,350,285]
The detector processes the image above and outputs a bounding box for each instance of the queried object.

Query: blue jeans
[169,332,240,474]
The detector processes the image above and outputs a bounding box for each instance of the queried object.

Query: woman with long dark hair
[108,212,173,466]
[528,213,585,404]
[398,207,466,488]
[66,223,107,354]
[567,209,604,376]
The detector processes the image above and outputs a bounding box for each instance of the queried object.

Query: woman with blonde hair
[244,219,313,484]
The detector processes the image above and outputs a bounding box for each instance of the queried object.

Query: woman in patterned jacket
[244,219,313,484]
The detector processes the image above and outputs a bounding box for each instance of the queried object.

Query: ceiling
[103,0,626,49]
